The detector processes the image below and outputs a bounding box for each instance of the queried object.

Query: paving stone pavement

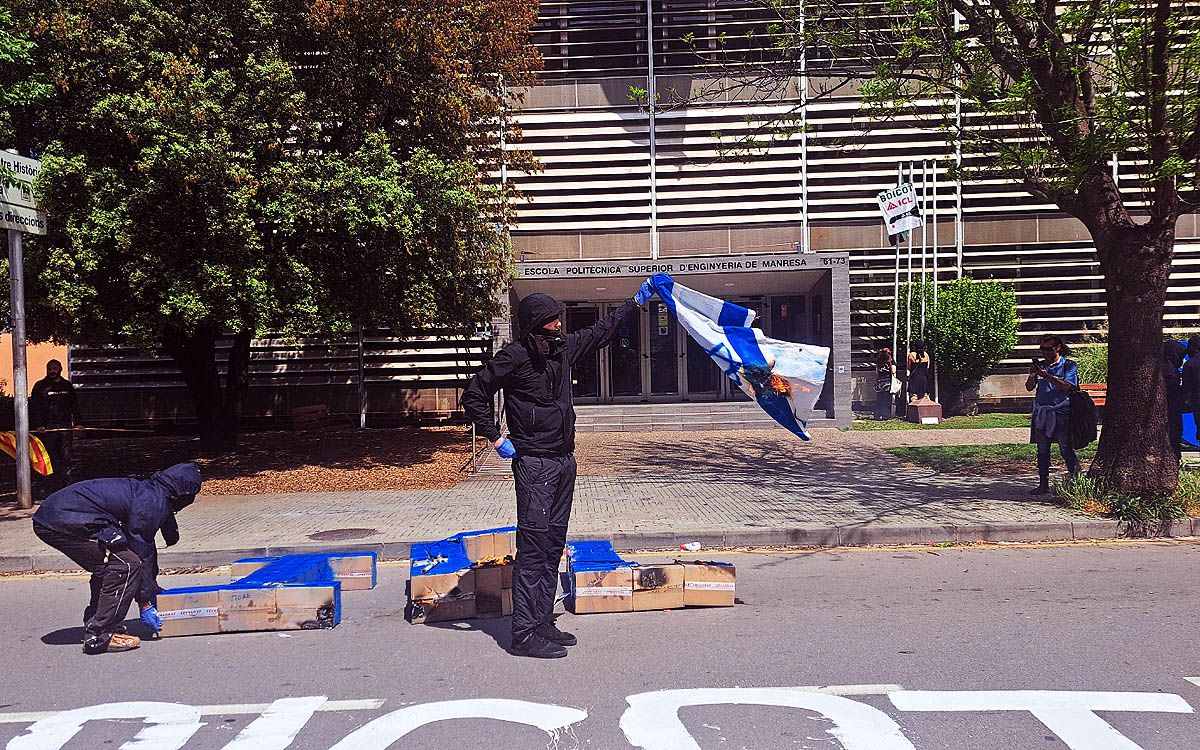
[1,426,1177,571]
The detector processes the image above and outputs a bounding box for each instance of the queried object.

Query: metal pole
[646,0,660,260]
[8,230,32,509]
[931,160,939,403]
[357,327,366,429]
[905,162,913,359]
[892,164,902,360]
[919,160,927,337]
[798,3,809,255]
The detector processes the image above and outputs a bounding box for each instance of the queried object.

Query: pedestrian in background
[1183,336,1200,429]
[1163,340,1186,462]
[907,339,931,403]
[874,348,897,420]
[1026,334,1081,494]
[30,359,83,499]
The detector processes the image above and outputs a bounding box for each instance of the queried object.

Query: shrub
[1074,343,1108,384]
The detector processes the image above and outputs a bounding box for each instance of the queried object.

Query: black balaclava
[517,293,564,360]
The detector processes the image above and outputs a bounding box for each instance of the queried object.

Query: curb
[3,518,1197,573]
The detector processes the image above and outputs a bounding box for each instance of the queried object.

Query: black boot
[511,633,568,659]
[536,622,577,647]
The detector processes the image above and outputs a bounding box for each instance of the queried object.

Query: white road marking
[1186,677,1200,687]
[0,700,385,725]
[6,702,203,750]
[891,690,1194,750]
[327,699,587,750]
[621,687,916,750]
[221,697,327,750]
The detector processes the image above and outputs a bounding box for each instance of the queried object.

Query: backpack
[1068,388,1098,449]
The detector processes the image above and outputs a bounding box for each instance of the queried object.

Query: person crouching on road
[462,279,655,658]
[1026,335,1080,494]
[31,463,202,654]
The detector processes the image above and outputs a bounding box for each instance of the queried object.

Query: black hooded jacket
[33,462,202,602]
[463,294,638,457]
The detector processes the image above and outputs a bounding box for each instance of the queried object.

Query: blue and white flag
[649,273,830,440]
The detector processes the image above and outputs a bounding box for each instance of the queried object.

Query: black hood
[517,293,562,337]
[152,462,202,512]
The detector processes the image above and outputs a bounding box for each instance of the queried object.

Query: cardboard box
[230,557,278,581]
[570,564,634,614]
[680,561,736,607]
[460,528,517,564]
[157,586,222,637]
[632,563,686,611]
[410,540,476,623]
[327,552,377,591]
[275,583,341,629]
[219,586,281,633]
[474,564,513,619]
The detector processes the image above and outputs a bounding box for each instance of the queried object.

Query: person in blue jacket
[31,463,202,654]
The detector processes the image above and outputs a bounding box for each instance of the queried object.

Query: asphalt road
[1,541,1199,749]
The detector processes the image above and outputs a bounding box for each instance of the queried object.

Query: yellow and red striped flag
[0,432,54,476]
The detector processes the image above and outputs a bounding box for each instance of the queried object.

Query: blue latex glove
[494,438,516,459]
[634,278,655,305]
[139,605,162,632]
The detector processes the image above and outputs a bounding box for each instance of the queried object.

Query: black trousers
[35,430,73,500]
[32,521,142,639]
[511,454,576,643]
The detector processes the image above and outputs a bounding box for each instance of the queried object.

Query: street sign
[1,204,47,235]
[877,183,924,236]
[0,152,40,209]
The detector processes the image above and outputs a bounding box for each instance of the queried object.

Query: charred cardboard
[409,540,476,623]
[474,564,513,619]
[218,582,342,633]
[455,527,517,564]
[569,562,634,614]
[678,560,736,607]
[631,563,686,611]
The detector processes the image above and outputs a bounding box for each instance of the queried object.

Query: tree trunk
[1088,225,1178,495]
[163,327,251,454]
[939,378,980,417]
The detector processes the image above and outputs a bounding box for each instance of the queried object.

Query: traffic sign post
[1,151,44,509]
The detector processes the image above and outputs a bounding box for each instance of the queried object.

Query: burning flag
[649,273,829,440]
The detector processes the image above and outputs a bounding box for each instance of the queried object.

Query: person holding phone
[1025,334,1080,494]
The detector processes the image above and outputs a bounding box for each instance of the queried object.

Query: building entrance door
[565,302,642,403]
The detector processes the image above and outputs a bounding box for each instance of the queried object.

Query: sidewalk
[0,427,1191,572]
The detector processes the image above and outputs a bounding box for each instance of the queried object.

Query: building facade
[68,1,1200,427]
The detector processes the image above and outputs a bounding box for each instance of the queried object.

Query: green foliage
[1054,472,1193,527]
[888,275,1020,391]
[6,0,540,348]
[1074,344,1108,385]
[889,274,936,353]
[928,277,1020,391]
[0,6,50,145]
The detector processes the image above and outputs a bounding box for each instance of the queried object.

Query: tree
[682,0,1199,495]
[889,275,1019,414]
[7,0,540,450]
[0,6,49,147]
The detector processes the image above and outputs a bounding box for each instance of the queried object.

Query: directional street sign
[0,152,46,235]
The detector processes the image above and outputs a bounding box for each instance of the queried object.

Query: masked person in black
[463,279,655,658]
[31,463,201,654]
[30,359,83,499]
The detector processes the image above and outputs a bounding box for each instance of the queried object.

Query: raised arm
[461,346,518,443]
[567,298,640,364]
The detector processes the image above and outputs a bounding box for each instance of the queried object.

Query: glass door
[606,303,643,400]
[647,299,679,398]
[566,305,601,402]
